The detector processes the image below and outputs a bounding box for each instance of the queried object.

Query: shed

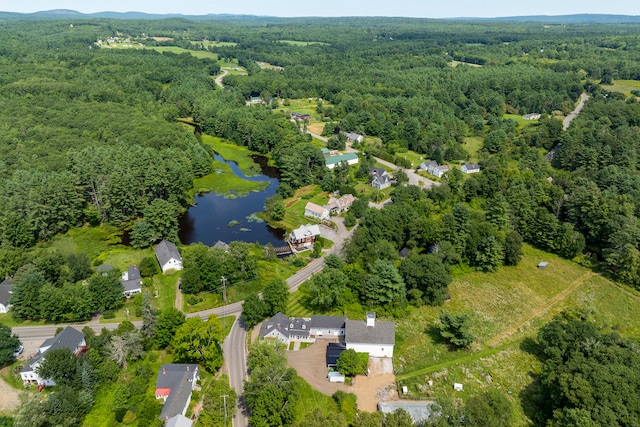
[453,383,463,391]
[327,372,346,383]
[537,262,549,269]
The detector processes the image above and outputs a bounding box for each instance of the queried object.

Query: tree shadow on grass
[426,323,448,346]
[519,337,548,426]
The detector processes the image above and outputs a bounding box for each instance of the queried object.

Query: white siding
[0,304,7,314]
[346,343,394,358]
[310,327,344,337]
[162,258,183,273]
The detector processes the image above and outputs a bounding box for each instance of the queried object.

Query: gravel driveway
[286,339,349,396]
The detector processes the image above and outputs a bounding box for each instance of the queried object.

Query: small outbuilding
[537,262,549,269]
[453,383,463,391]
[326,342,347,367]
[327,372,346,383]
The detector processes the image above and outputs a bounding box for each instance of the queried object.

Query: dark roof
[212,240,230,251]
[156,364,198,420]
[0,278,12,307]
[371,167,387,177]
[462,162,480,171]
[326,343,347,366]
[399,247,410,258]
[311,316,346,330]
[121,265,141,292]
[155,240,182,266]
[345,319,395,345]
[259,313,311,339]
[22,326,85,374]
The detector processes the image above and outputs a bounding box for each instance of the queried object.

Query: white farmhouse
[345,312,395,358]
[155,240,183,273]
[21,326,86,386]
[304,202,330,221]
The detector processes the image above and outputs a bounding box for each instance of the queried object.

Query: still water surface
[178,154,287,246]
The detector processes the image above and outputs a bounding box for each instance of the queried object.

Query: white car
[13,344,23,358]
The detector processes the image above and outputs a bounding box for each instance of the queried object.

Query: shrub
[103,310,115,319]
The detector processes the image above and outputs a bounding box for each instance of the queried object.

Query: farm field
[278,40,330,46]
[391,244,640,424]
[602,79,640,96]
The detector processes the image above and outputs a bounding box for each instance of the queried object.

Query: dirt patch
[351,357,396,412]
[307,124,324,135]
[0,372,20,413]
[286,339,349,396]
[285,198,300,208]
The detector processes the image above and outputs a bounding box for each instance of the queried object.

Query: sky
[1,0,638,18]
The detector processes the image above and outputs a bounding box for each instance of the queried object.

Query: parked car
[13,344,23,358]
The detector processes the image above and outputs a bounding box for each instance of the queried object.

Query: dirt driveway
[286,339,349,396]
[286,340,396,412]
[0,372,20,413]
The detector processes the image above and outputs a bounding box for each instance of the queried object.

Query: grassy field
[194,40,238,48]
[463,136,484,162]
[201,135,261,175]
[602,79,640,96]
[392,243,640,425]
[270,185,329,231]
[278,40,330,46]
[503,113,538,128]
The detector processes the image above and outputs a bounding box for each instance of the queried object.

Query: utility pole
[220,276,228,304]
[222,394,228,426]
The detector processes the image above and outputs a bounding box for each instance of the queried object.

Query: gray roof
[0,278,12,307]
[462,162,480,171]
[326,342,347,366]
[212,240,230,251]
[122,265,142,292]
[22,326,85,374]
[311,315,346,330]
[346,132,362,142]
[157,364,199,420]
[166,414,192,427]
[378,401,436,424]
[345,319,395,345]
[155,240,182,266]
[371,167,388,177]
[260,313,311,340]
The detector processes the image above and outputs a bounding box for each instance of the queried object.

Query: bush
[187,295,203,305]
[122,410,137,425]
[103,310,115,319]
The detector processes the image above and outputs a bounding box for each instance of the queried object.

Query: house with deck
[21,326,87,386]
[289,224,321,251]
[155,364,199,423]
[155,240,183,273]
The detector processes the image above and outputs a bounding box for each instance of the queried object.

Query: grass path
[175,277,183,311]
[485,271,594,348]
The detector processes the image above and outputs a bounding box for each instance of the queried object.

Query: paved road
[214,68,229,89]
[563,93,590,130]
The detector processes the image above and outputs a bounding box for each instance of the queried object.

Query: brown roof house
[304,202,330,221]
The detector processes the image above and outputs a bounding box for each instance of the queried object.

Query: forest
[1,14,640,427]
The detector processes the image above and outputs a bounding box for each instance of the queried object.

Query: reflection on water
[178,154,286,246]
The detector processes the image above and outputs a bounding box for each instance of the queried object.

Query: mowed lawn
[602,79,640,96]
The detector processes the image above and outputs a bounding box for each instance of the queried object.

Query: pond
[178,154,287,246]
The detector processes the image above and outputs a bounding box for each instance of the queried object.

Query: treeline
[0,21,219,250]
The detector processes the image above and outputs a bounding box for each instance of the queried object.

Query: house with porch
[155,240,183,273]
[155,364,200,423]
[304,202,330,221]
[421,161,451,178]
[21,326,87,386]
[0,278,12,314]
[289,224,321,251]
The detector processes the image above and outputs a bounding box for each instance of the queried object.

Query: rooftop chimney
[366,312,376,327]
[162,367,166,374]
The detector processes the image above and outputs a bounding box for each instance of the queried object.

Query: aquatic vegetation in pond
[228,220,240,227]
[246,213,265,223]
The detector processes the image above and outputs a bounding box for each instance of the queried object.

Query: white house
[522,113,541,120]
[461,162,480,174]
[260,312,395,359]
[345,312,395,358]
[155,364,199,422]
[304,202,330,221]
[0,278,12,314]
[155,240,183,273]
[21,327,86,386]
[421,161,451,178]
[121,265,142,298]
[310,316,346,337]
[371,167,392,189]
[345,132,364,143]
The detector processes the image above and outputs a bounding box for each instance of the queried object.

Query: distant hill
[0,10,639,23]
